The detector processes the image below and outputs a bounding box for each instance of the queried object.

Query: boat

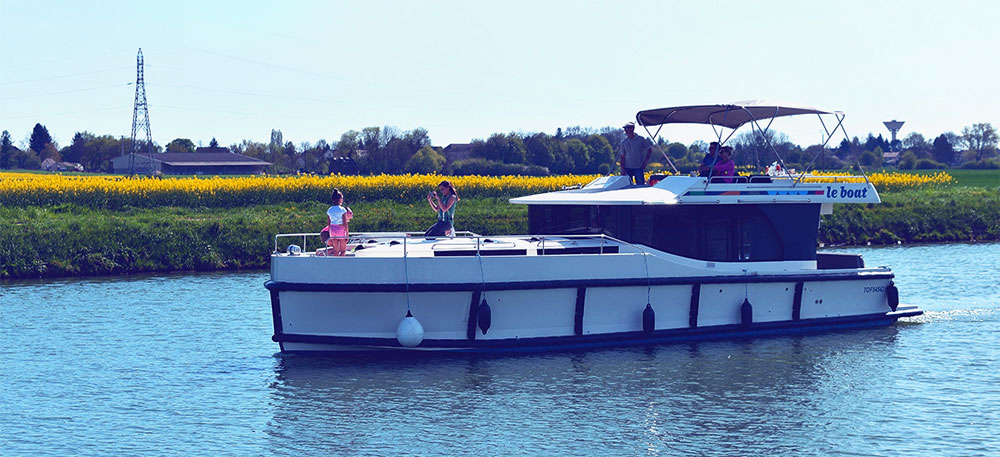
[264,101,923,353]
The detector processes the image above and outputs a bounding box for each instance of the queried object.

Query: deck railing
[273,232,630,258]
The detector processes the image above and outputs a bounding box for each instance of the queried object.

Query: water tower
[883,120,904,151]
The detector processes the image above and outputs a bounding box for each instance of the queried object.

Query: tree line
[2,121,997,174]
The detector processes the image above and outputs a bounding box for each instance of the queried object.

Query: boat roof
[509,175,880,206]
[636,100,838,130]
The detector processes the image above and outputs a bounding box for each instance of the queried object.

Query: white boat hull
[266,252,921,353]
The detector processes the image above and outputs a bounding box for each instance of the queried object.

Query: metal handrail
[272,232,641,258]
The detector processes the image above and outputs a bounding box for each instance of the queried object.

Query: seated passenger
[698,141,720,177]
[712,146,736,183]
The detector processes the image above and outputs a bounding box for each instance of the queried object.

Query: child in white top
[326,188,353,256]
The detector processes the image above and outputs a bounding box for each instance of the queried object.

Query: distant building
[111,151,272,175]
[882,151,901,164]
[442,143,473,162]
[327,156,359,175]
[41,158,84,172]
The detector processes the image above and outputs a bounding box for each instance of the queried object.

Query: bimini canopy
[636,100,838,130]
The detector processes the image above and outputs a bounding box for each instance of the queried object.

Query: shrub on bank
[0,200,528,279]
[960,159,1000,170]
[819,188,1000,245]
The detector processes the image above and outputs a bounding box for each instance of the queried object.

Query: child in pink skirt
[326,188,353,256]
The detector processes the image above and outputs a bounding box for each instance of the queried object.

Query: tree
[283,141,298,171]
[39,143,60,162]
[335,130,361,157]
[404,145,446,173]
[804,144,842,169]
[584,134,616,173]
[0,130,13,169]
[268,129,284,169]
[666,142,688,160]
[230,140,269,169]
[524,133,557,169]
[29,123,54,154]
[931,134,954,165]
[902,132,931,159]
[209,137,219,148]
[599,127,625,153]
[165,138,196,154]
[472,133,526,164]
[897,151,918,169]
[858,149,882,167]
[961,123,998,161]
[563,139,591,174]
[732,130,789,168]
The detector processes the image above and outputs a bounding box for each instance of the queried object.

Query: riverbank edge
[2,190,998,279]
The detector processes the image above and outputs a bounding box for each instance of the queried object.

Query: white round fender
[396,311,424,347]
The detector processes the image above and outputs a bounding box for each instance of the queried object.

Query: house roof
[117,152,272,166]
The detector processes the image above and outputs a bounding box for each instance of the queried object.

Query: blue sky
[1,0,997,150]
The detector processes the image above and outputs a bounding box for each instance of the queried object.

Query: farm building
[111,147,271,175]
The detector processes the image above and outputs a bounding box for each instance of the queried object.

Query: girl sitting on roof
[425,180,459,237]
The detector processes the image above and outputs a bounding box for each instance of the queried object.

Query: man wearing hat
[617,121,654,185]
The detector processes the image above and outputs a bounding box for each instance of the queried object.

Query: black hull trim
[265,271,893,293]
[273,309,922,354]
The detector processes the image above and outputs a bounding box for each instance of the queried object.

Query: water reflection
[266,328,903,456]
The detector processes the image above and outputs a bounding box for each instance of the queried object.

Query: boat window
[704,217,731,261]
[529,205,602,235]
[526,203,817,262]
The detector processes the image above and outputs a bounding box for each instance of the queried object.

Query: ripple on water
[2,245,1000,456]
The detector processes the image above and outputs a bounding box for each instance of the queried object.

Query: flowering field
[0,170,953,209]
[805,170,954,191]
[0,173,599,208]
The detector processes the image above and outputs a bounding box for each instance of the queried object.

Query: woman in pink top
[326,188,353,256]
[713,146,736,183]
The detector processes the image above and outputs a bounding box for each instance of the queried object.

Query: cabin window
[529,205,601,235]
[704,217,731,261]
[527,203,817,262]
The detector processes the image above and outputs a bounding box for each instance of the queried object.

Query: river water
[2,243,998,456]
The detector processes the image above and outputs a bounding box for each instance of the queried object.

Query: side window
[738,212,783,261]
[630,207,654,247]
[703,217,731,261]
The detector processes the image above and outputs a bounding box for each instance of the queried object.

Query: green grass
[0,199,527,279]
[820,187,1000,245]
[896,169,1000,188]
[3,187,997,279]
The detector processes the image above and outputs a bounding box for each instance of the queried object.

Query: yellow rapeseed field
[0,172,600,208]
[805,170,954,191]
[0,170,951,208]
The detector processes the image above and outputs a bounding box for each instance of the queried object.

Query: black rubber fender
[477,299,492,335]
[886,281,899,311]
[642,303,655,334]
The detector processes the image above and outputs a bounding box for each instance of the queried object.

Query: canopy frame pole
[794,113,849,185]
[703,107,734,188]
[743,106,792,181]
[641,123,679,175]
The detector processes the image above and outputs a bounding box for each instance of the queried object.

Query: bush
[446,158,549,176]
[897,151,918,169]
[915,159,946,169]
[960,159,1000,169]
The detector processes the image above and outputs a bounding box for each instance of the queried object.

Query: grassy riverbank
[3,187,998,279]
[0,199,525,278]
